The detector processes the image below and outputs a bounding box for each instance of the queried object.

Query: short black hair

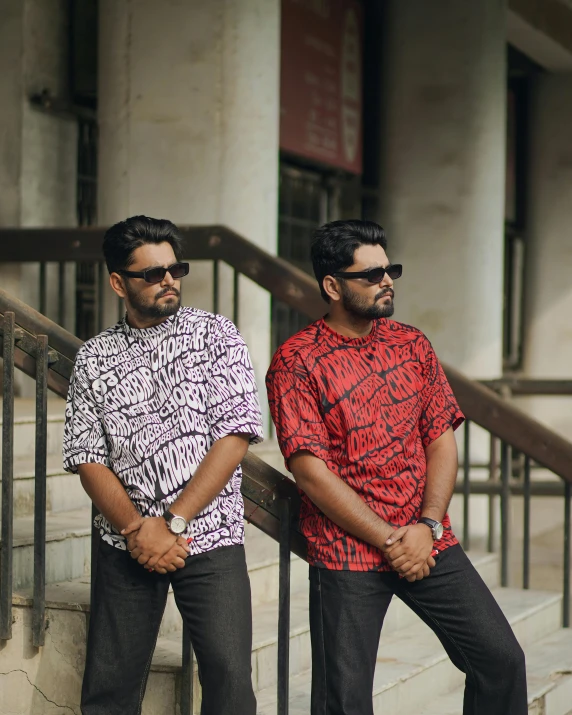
[102,215,184,274]
[310,219,388,302]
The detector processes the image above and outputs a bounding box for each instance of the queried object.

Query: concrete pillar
[98,0,280,423]
[0,0,26,300]
[379,0,507,380]
[520,75,572,440]
[0,0,77,394]
[377,1,507,546]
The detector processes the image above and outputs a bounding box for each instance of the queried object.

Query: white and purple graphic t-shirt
[63,307,264,554]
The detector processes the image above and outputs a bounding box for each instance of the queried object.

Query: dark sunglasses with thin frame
[119,262,190,284]
[332,264,402,284]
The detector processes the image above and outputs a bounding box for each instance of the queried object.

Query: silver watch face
[433,522,444,540]
[169,515,187,535]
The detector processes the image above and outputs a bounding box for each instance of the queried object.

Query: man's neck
[124,311,172,330]
[324,312,374,339]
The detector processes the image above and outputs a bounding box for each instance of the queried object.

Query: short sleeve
[63,350,111,473]
[418,339,464,447]
[207,317,264,444]
[266,364,331,467]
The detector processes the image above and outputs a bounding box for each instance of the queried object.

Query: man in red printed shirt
[266,220,526,715]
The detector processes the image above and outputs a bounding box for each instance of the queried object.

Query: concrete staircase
[1,402,572,715]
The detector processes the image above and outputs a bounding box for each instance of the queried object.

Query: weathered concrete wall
[0,605,85,715]
[0,602,179,714]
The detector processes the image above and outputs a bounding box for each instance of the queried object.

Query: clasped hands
[120,517,435,581]
[121,516,190,575]
[381,524,436,583]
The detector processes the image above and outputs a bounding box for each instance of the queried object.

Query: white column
[520,75,572,440]
[379,0,507,379]
[98,0,280,422]
[0,0,25,300]
[0,0,78,257]
[378,1,507,547]
[0,0,77,395]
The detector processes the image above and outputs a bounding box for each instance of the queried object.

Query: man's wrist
[140,516,171,533]
[168,502,194,523]
[418,516,444,541]
[376,525,396,550]
[162,509,189,535]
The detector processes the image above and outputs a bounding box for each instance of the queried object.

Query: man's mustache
[375,288,394,300]
[155,287,181,299]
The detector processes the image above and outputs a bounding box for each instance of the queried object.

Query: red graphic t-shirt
[266,318,464,571]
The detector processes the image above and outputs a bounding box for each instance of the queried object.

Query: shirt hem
[308,538,459,572]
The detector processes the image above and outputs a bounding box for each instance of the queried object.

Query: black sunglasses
[332,264,402,283]
[119,262,190,284]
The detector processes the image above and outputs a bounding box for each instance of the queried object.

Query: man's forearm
[168,434,250,522]
[290,452,394,550]
[78,463,140,532]
[421,427,458,522]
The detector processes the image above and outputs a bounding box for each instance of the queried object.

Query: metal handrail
[2,225,572,482]
[480,378,572,396]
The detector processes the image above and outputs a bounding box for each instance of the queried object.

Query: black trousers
[81,541,256,715]
[309,545,527,715]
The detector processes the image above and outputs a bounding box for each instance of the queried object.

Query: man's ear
[109,272,127,299]
[322,275,342,303]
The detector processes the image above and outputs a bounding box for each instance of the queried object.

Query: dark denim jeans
[309,544,527,715]
[81,541,256,715]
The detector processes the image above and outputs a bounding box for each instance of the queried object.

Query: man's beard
[124,283,181,320]
[340,282,395,320]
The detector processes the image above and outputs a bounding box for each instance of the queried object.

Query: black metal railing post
[564,481,571,628]
[32,335,49,647]
[90,504,100,611]
[97,262,105,334]
[462,420,470,550]
[500,442,511,587]
[181,622,194,715]
[213,259,219,315]
[232,270,239,327]
[278,497,291,715]
[488,436,498,553]
[58,261,66,327]
[39,262,47,316]
[0,312,16,640]
[522,457,531,589]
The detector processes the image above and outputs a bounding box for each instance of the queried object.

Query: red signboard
[280,0,363,174]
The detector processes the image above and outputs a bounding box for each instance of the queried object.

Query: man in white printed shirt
[63,215,263,715]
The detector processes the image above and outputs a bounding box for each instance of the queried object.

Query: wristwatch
[163,509,187,535]
[418,517,444,541]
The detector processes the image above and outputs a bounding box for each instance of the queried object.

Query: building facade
[1,0,572,438]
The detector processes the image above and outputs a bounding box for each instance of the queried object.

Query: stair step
[254,587,563,714]
[0,454,91,518]
[9,508,92,589]
[11,550,503,694]
[6,545,554,715]
[419,628,572,715]
[5,507,309,595]
[10,521,309,634]
[152,588,312,693]
[0,399,66,460]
